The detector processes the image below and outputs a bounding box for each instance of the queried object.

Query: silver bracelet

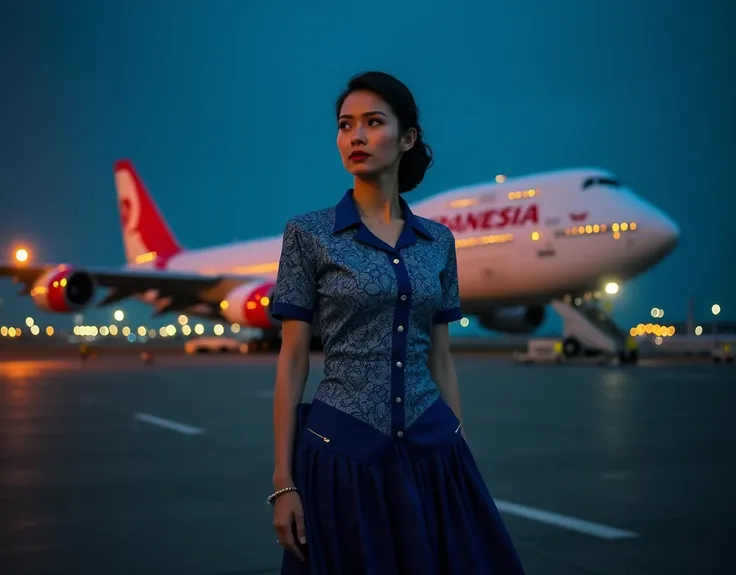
[267,485,299,505]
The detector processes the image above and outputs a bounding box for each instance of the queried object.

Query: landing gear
[239,329,323,354]
[244,330,282,353]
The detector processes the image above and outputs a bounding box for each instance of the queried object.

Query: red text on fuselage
[434,204,539,233]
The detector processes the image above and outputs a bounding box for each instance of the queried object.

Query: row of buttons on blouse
[393,256,406,439]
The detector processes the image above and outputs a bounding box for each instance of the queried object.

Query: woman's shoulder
[414,215,455,247]
[283,206,337,238]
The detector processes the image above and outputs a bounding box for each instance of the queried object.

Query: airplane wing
[0,262,270,317]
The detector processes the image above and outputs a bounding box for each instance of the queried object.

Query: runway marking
[494,499,639,540]
[133,413,206,436]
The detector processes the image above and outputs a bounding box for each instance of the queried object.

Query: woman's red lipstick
[349,151,371,161]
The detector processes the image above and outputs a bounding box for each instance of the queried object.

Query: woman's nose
[351,127,366,145]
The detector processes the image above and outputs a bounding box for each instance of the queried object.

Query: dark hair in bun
[336,71,433,193]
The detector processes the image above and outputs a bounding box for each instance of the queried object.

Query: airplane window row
[582,177,621,190]
[447,198,478,209]
[555,221,637,239]
[445,188,538,210]
[507,188,537,200]
[455,232,514,249]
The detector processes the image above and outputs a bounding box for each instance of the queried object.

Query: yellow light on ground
[194,323,204,335]
[695,325,703,335]
[213,324,224,336]
[604,282,619,295]
[30,325,40,336]
[178,314,188,325]
[25,317,34,327]
[46,326,54,336]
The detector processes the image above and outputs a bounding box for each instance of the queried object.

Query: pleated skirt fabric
[281,398,526,575]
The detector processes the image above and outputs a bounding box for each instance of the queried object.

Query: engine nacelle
[220,281,279,328]
[30,267,96,312]
[476,305,546,334]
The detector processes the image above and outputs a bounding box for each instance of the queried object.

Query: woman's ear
[400,127,417,152]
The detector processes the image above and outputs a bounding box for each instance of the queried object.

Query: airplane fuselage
[131,168,679,317]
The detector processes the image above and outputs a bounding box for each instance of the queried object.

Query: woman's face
[336,90,415,180]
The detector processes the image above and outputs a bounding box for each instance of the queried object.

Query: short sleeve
[433,230,463,324]
[270,219,317,323]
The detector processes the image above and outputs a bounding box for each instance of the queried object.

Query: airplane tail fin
[113,160,183,267]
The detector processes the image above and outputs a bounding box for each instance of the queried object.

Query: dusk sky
[1,0,733,337]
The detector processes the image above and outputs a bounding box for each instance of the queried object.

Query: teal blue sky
[1,0,733,336]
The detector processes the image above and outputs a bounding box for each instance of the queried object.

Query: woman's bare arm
[429,322,464,434]
[272,319,312,489]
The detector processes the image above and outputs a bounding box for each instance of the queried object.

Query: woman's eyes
[338,118,382,130]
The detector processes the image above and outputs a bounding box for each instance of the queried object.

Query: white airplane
[1,160,679,354]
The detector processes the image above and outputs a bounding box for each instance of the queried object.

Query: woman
[269,71,526,574]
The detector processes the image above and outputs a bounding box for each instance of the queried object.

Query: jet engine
[30,267,96,312]
[476,305,546,334]
[220,281,279,328]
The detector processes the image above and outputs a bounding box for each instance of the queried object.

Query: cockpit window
[582,177,621,190]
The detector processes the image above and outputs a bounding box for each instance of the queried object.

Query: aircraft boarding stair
[551,299,635,363]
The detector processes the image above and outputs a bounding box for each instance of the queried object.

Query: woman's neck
[352,174,402,224]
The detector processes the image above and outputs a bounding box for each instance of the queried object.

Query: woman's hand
[273,490,307,562]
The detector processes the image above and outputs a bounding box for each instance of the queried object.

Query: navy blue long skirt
[281,398,526,574]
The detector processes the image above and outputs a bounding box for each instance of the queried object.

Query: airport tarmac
[0,354,733,574]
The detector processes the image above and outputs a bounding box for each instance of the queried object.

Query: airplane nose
[651,210,680,256]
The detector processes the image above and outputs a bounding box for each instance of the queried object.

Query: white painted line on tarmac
[495,499,639,540]
[133,412,206,436]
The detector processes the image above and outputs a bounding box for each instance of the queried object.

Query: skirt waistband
[296,397,463,465]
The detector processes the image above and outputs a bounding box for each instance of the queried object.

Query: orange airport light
[14,247,30,263]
